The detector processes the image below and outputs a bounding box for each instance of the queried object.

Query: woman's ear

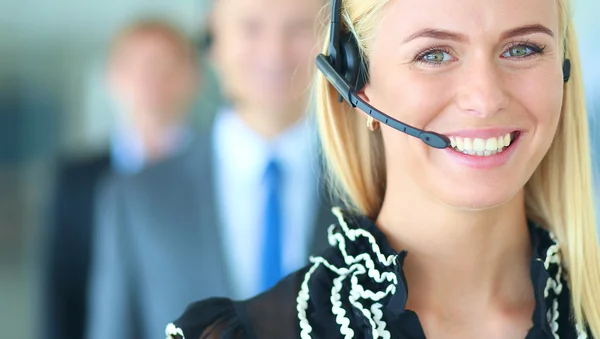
[351,84,374,119]
[355,83,372,105]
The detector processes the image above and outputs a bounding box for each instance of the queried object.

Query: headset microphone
[316,55,450,149]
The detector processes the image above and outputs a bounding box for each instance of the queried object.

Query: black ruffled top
[166,208,592,339]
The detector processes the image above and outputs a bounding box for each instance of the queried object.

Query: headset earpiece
[337,32,369,90]
[562,58,571,83]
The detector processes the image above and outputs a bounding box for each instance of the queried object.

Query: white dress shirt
[212,108,320,299]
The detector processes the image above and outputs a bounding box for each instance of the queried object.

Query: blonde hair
[315,0,600,336]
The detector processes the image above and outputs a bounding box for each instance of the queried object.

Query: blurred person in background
[42,18,199,339]
[85,0,333,337]
[105,19,199,174]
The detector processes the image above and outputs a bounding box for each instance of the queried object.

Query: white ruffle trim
[165,323,185,339]
[543,231,563,339]
[542,230,589,339]
[576,323,589,339]
[297,207,398,339]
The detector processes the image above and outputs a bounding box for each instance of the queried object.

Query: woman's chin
[435,185,522,212]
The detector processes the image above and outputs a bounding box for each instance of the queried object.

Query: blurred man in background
[85,0,333,337]
[42,18,199,339]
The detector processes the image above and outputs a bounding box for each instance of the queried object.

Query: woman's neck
[376,188,533,321]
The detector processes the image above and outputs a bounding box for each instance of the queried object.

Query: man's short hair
[109,17,198,64]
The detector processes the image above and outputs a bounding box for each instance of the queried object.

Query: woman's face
[362,0,565,209]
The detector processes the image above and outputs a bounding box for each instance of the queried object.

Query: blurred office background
[0,1,222,338]
[0,0,598,338]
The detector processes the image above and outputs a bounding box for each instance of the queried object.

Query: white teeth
[503,133,511,146]
[485,138,497,151]
[451,133,515,156]
[456,137,464,150]
[464,138,473,151]
[473,138,485,152]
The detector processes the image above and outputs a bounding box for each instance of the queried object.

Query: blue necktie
[260,158,283,292]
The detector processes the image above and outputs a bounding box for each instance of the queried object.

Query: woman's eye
[502,45,539,58]
[421,50,453,63]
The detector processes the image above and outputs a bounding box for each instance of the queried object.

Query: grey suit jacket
[85,130,335,339]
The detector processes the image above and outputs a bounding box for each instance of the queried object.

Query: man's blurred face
[108,31,197,126]
[211,0,322,110]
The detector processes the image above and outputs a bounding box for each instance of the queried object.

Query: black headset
[315,0,572,149]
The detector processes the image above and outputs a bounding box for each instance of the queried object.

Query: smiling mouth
[448,131,521,156]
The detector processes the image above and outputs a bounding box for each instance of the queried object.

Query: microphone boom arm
[316,54,451,149]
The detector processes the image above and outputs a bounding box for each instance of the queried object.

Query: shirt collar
[212,107,317,182]
[110,123,193,174]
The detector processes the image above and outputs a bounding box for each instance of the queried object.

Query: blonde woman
[166,0,600,337]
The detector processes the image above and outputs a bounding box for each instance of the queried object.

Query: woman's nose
[453,58,510,118]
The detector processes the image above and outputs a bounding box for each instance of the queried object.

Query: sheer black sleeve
[165,297,249,339]
[166,265,313,339]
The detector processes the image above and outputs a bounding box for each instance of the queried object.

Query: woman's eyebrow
[401,28,467,44]
[401,24,555,44]
[499,24,555,40]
